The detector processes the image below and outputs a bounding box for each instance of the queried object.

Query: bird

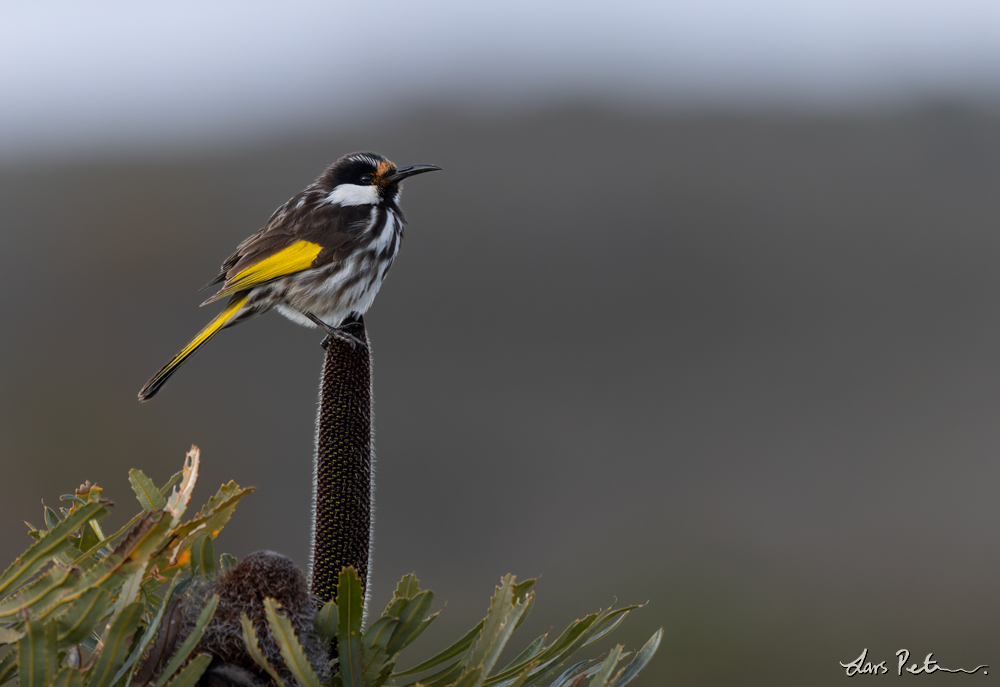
[138,152,440,401]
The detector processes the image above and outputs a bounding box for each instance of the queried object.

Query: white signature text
[840,649,987,676]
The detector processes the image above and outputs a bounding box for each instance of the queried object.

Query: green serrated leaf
[372,660,397,687]
[491,659,540,687]
[361,616,400,687]
[579,607,638,650]
[0,567,72,619]
[363,616,398,651]
[383,575,420,618]
[482,613,598,687]
[78,520,103,553]
[0,649,16,684]
[162,654,212,687]
[153,594,219,687]
[0,501,105,598]
[90,510,139,547]
[392,620,484,677]
[194,481,241,520]
[194,533,216,577]
[54,587,113,644]
[500,635,546,673]
[587,646,622,687]
[50,666,84,687]
[142,578,165,610]
[337,567,365,687]
[156,486,253,573]
[44,619,58,683]
[546,663,606,687]
[481,599,530,678]
[158,471,183,497]
[465,577,515,669]
[53,552,78,570]
[240,614,287,687]
[607,629,661,687]
[264,598,324,687]
[511,580,535,603]
[0,626,22,644]
[545,660,593,687]
[506,652,604,687]
[488,609,630,687]
[44,506,60,531]
[85,601,144,687]
[513,594,534,632]
[398,575,420,599]
[403,658,465,687]
[24,521,43,542]
[36,562,134,624]
[108,578,182,687]
[110,568,145,622]
[17,616,46,687]
[90,520,106,540]
[63,513,174,609]
[465,575,531,679]
[497,647,594,687]
[315,598,339,646]
[129,470,167,512]
[219,553,238,571]
[386,591,436,656]
[452,666,485,687]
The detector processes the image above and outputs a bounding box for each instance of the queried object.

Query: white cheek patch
[326,183,381,206]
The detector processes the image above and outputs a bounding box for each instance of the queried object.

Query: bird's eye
[360,174,374,184]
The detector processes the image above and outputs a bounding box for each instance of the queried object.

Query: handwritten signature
[840,649,988,676]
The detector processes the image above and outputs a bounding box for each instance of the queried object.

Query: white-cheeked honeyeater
[138,152,440,401]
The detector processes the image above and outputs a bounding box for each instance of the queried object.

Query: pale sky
[3,0,1000,161]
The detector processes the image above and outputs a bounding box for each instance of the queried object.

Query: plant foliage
[0,447,252,686]
[0,453,660,687]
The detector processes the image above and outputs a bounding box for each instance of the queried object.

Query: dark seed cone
[311,317,372,605]
[133,551,329,686]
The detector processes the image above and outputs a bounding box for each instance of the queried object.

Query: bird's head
[321,152,440,207]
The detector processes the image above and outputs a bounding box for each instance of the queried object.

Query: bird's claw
[321,329,367,351]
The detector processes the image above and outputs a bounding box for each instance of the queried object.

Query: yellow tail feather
[138,295,249,401]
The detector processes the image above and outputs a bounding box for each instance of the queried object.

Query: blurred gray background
[3,2,1000,685]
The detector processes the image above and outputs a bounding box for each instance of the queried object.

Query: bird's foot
[320,328,367,351]
[304,311,367,350]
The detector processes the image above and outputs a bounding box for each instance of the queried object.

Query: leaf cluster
[250,568,662,687]
[0,447,253,687]
[0,454,660,687]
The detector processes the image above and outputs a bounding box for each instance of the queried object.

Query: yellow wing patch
[205,240,323,303]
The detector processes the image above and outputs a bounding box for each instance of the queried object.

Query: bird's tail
[138,294,249,401]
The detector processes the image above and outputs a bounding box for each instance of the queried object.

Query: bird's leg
[304,312,368,350]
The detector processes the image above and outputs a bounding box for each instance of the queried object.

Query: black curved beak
[388,164,442,183]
